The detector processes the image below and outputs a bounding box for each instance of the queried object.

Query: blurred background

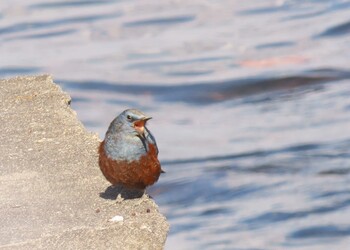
[1,0,350,249]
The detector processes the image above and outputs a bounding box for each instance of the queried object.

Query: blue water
[1,0,350,249]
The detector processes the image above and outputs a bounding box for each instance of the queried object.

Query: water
[1,0,350,249]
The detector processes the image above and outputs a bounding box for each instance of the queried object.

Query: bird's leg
[141,191,149,200]
[134,190,148,205]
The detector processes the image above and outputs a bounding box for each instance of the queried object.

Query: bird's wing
[144,126,159,155]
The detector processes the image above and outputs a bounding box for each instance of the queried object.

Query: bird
[98,109,164,192]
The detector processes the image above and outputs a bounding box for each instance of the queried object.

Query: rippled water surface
[1,0,350,249]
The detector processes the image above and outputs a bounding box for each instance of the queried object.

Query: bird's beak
[133,116,151,135]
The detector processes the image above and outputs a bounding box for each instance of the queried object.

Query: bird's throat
[133,120,145,135]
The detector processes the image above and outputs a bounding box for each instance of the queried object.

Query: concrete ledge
[0,75,169,249]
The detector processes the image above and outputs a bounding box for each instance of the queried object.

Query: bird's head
[117,109,152,137]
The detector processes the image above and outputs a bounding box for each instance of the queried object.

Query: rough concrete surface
[0,75,169,249]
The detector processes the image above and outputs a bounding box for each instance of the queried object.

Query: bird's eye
[126,115,132,121]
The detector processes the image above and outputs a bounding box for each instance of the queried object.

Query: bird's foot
[116,193,124,203]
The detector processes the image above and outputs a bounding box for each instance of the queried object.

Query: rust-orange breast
[98,141,162,189]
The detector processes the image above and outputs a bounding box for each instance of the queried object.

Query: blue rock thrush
[99,109,164,191]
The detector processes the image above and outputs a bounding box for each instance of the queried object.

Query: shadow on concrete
[100,185,144,200]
